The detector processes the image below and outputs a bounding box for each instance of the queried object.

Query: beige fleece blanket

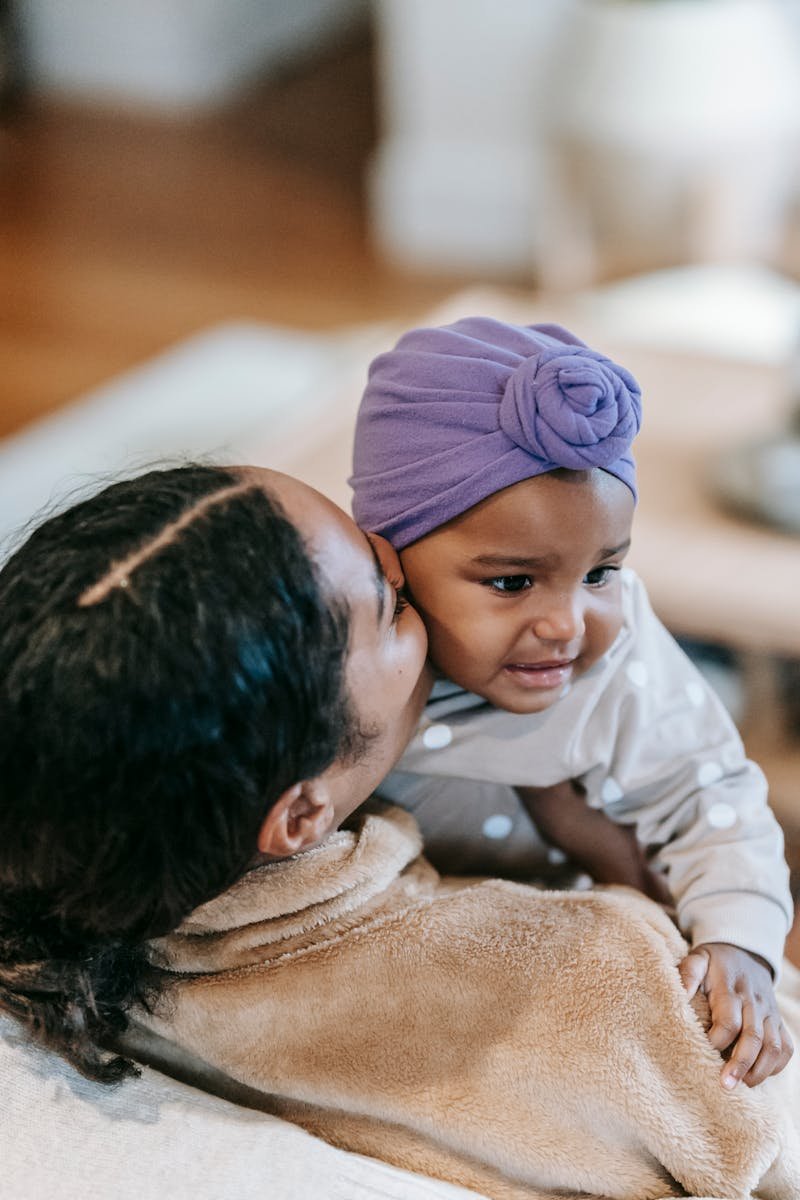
[127,806,800,1200]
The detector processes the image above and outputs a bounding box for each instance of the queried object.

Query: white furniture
[369,0,800,283]
[0,321,383,561]
[369,0,573,275]
[542,0,800,288]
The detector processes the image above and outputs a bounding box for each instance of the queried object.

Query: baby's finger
[677,949,709,999]
[720,1001,762,1090]
[707,990,743,1053]
[742,1015,786,1087]
[772,1024,795,1076]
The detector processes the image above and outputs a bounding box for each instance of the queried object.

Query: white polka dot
[573,873,594,891]
[482,814,514,840]
[422,723,452,750]
[601,777,623,803]
[686,681,706,707]
[547,847,568,865]
[697,761,724,787]
[706,802,738,830]
[626,660,649,688]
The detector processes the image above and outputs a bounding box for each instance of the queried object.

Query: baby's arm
[517,781,671,903]
[521,778,792,1085]
[596,574,794,1086]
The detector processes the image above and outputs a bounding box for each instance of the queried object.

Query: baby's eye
[484,575,532,594]
[583,565,618,587]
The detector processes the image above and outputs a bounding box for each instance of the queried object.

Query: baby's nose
[532,595,585,644]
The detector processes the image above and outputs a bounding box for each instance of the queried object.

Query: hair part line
[77,479,253,607]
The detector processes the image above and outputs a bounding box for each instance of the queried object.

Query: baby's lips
[503,655,577,671]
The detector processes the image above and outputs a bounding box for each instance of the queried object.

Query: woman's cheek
[402,612,428,676]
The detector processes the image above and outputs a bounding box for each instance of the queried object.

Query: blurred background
[3,0,799,431]
[1,0,800,913]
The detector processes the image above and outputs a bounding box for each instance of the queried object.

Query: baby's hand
[678,942,793,1089]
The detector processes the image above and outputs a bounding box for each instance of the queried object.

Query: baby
[350,316,794,1089]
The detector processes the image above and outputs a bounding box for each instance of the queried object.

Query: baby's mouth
[502,658,576,690]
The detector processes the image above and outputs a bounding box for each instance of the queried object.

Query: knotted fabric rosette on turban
[350,317,642,550]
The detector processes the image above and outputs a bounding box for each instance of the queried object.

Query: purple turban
[350,317,642,550]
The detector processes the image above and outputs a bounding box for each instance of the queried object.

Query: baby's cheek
[425,614,488,682]
[425,618,467,664]
[411,577,471,630]
[589,606,624,659]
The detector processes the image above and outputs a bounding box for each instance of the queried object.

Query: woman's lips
[502,659,575,690]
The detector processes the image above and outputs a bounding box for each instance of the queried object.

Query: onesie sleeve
[584,572,793,978]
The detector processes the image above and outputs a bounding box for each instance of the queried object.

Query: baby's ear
[256,779,336,859]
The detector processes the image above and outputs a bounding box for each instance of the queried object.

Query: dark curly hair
[0,465,363,1083]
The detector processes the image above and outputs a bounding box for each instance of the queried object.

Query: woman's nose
[532,594,585,644]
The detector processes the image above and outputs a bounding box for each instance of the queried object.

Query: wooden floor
[0,34,456,439]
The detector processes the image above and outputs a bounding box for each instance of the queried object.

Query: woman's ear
[256,780,336,859]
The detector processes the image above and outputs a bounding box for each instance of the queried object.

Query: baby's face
[399,470,634,714]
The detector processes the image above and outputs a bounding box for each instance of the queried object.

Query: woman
[0,464,798,1200]
[0,463,429,1083]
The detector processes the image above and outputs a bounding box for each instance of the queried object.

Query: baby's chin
[482,684,567,715]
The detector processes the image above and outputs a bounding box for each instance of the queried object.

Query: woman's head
[249,469,429,855]
[0,464,428,1080]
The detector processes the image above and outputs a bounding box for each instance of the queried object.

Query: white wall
[19,0,368,110]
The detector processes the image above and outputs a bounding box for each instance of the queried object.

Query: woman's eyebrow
[363,533,387,623]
